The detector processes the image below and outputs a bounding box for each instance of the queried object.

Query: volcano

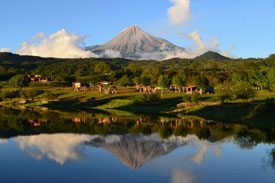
[87,25,185,60]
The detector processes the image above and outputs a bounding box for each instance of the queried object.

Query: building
[97,81,109,93]
[72,81,82,91]
[28,74,50,82]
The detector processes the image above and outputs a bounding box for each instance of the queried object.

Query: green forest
[0,51,275,91]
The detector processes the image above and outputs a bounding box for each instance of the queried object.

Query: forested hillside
[0,52,275,91]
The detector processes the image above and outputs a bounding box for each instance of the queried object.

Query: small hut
[97,81,109,92]
[73,82,82,91]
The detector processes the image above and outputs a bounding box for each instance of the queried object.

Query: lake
[0,108,274,183]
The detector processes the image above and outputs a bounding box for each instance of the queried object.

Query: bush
[191,93,201,104]
[234,81,257,103]
[141,93,161,104]
[174,125,187,137]
[158,126,173,139]
[43,91,59,101]
[8,74,30,88]
[0,90,19,99]
[265,98,275,105]
[196,127,211,140]
[20,89,38,100]
[182,94,192,103]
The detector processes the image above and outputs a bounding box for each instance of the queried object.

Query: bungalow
[105,85,118,94]
[170,84,183,93]
[72,81,82,91]
[185,85,199,95]
[97,81,109,93]
[28,74,51,82]
[72,81,90,92]
[185,85,215,95]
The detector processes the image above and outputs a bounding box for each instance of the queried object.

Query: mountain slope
[87,25,185,60]
[87,134,187,169]
[195,51,230,60]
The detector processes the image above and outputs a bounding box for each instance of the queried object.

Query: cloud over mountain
[0,48,11,52]
[16,29,98,58]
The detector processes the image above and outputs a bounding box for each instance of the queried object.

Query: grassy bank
[0,87,274,126]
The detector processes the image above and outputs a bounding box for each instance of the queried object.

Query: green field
[0,86,274,127]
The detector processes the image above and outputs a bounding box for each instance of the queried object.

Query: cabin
[136,85,156,94]
[136,84,144,92]
[72,81,90,92]
[72,117,87,123]
[97,81,109,92]
[186,85,199,95]
[28,74,50,82]
[72,81,82,91]
[170,84,183,93]
[28,119,47,127]
[185,85,215,95]
[105,85,118,94]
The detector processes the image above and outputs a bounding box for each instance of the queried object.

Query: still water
[0,108,274,183]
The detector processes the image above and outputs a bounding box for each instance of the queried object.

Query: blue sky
[0,0,274,58]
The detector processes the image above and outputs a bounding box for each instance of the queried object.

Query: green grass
[0,86,274,126]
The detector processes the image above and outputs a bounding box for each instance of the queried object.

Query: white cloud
[0,48,11,52]
[171,169,197,183]
[163,30,234,59]
[14,134,95,164]
[100,49,121,58]
[0,138,8,143]
[187,30,204,50]
[209,37,219,48]
[16,29,98,58]
[168,0,191,25]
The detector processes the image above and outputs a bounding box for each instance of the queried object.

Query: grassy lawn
[0,86,274,126]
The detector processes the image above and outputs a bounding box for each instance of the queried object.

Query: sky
[0,0,275,58]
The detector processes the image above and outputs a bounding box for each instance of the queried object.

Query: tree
[158,126,172,139]
[126,62,142,75]
[195,76,209,89]
[158,75,170,96]
[172,75,184,88]
[0,66,7,76]
[133,76,141,85]
[232,72,248,84]
[140,73,151,86]
[94,62,111,74]
[234,81,257,103]
[118,75,133,86]
[248,70,268,90]
[216,82,233,103]
[8,74,30,89]
[267,68,275,91]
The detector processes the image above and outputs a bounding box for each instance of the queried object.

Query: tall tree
[8,74,30,89]
[158,75,170,96]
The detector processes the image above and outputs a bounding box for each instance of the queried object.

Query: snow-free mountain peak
[87,25,185,60]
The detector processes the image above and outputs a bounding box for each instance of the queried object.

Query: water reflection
[11,133,223,168]
[0,107,274,183]
[14,134,93,164]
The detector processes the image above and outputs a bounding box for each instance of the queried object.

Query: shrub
[182,94,192,103]
[141,93,161,104]
[174,125,187,137]
[234,81,257,103]
[8,74,30,89]
[196,127,211,140]
[158,126,172,139]
[0,90,19,99]
[20,89,38,100]
[43,91,59,101]
[191,93,201,104]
